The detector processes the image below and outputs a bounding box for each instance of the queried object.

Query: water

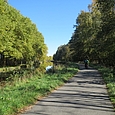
[46,66,52,71]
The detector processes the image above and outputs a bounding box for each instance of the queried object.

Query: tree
[0,0,48,70]
[94,0,115,65]
[53,44,70,62]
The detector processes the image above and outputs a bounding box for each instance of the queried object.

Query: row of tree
[0,0,48,69]
[53,0,115,67]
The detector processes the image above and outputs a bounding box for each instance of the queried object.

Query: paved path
[21,64,115,115]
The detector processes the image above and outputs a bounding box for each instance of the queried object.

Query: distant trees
[53,44,70,62]
[0,0,48,69]
[53,0,115,67]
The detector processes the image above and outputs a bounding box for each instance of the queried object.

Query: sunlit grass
[0,63,78,115]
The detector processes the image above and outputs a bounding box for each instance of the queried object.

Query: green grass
[0,63,78,115]
[91,64,115,108]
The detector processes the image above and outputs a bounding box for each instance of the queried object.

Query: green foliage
[54,0,115,67]
[0,63,78,115]
[53,44,70,61]
[0,0,48,70]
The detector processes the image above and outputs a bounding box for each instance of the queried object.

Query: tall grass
[0,63,78,115]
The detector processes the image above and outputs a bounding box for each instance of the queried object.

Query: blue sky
[8,0,92,56]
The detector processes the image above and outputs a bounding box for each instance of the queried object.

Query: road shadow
[21,64,115,115]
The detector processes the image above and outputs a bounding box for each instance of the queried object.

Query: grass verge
[91,64,115,108]
[0,63,78,115]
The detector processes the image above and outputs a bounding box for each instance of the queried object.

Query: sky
[8,0,92,56]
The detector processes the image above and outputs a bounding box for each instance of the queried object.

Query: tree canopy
[0,0,48,68]
[53,0,115,67]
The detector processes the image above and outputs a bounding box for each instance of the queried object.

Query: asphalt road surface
[21,64,115,115]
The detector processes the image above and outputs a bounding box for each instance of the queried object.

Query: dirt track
[21,64,115,115]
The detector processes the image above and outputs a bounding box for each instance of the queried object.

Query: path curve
[21,64,115,115]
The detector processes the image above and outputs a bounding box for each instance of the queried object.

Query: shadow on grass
[0,68,34,87]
